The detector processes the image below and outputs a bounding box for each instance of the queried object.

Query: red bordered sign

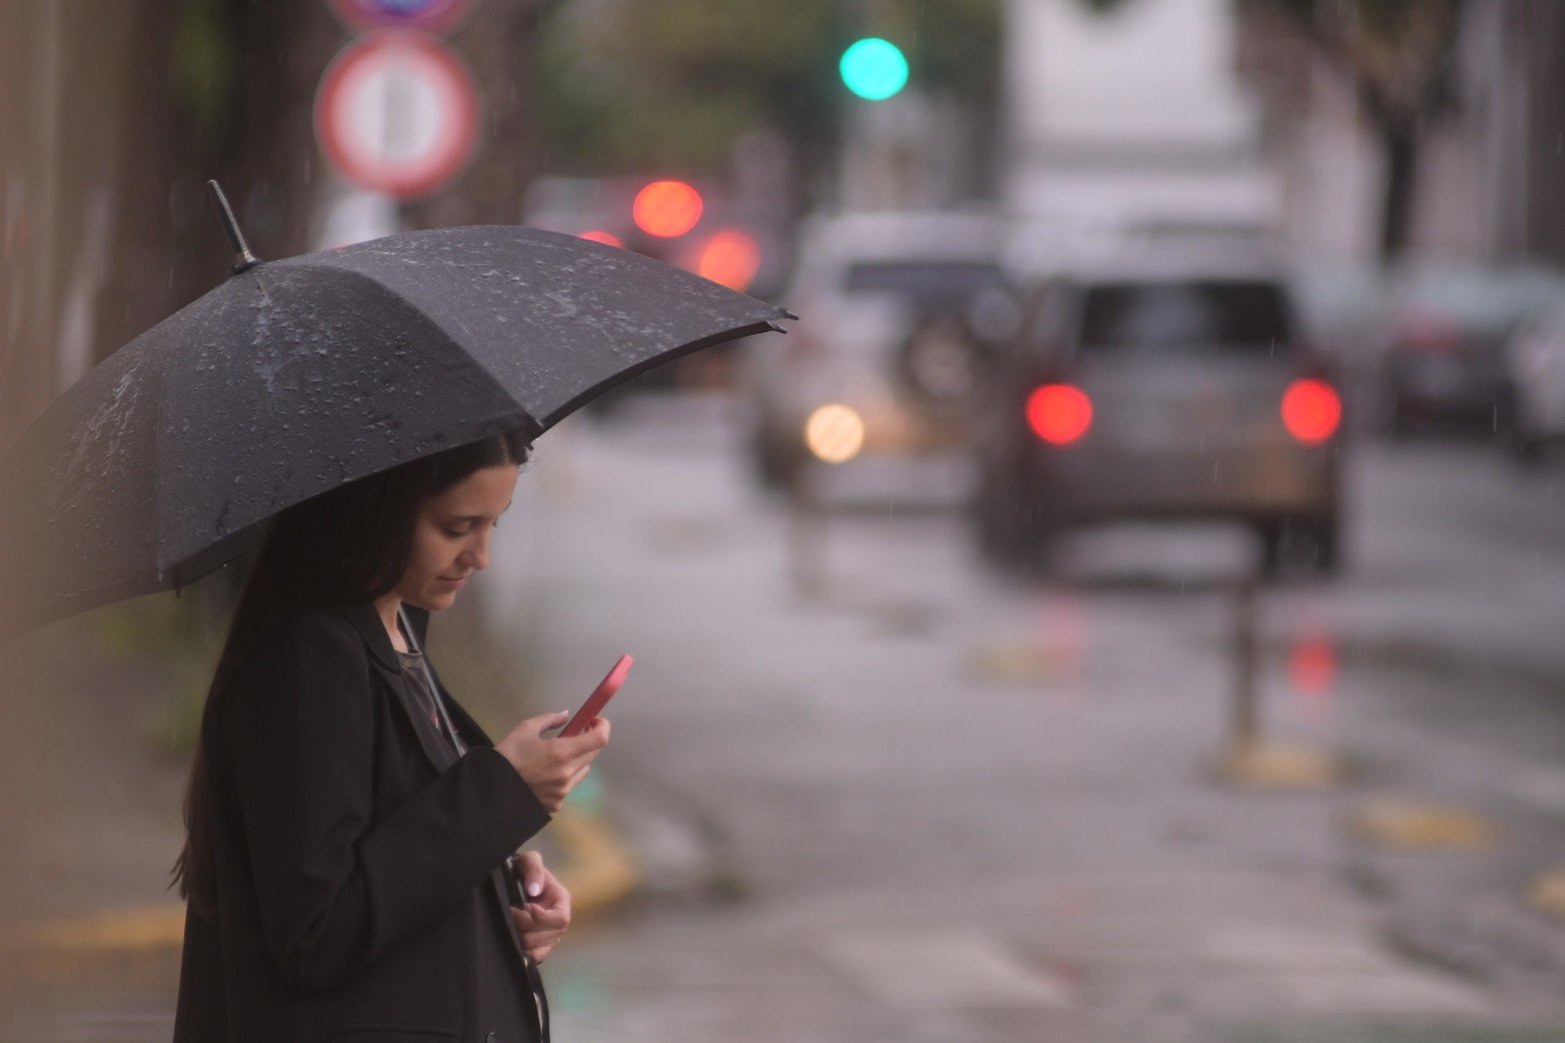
[328,0,472,35]
[314,31,480,200]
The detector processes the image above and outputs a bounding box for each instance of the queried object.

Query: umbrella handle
[206,180,260,274]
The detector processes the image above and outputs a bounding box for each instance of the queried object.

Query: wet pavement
[5,389,1565,1041]
[501,393,1565,1041]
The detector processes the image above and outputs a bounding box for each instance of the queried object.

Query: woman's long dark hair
[169,428,533,917]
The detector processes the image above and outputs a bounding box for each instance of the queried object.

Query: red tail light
[1281,379,1341,444]
[1026,384,1093,445]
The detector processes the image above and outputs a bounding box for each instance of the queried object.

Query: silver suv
[972,250,1346,577]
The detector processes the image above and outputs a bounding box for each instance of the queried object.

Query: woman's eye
[443,527,468,539]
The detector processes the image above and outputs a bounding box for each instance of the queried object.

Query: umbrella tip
[781,309,800,322]
[206,180,261,274]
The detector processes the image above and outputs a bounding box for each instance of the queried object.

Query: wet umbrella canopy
[0,191,791,639]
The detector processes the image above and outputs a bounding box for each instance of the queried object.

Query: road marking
[823,930,1072,1009]
[1201,927,1489,1015]
[1349,797,1499,851]
[1222,742,1341,790]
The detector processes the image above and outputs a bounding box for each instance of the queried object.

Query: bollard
[1221,568,1339,790]
[1230,573,1259,755]
[787,463,827,599]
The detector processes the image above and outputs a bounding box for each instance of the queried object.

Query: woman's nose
[465,533,491,571]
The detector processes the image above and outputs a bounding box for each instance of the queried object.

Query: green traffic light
[840,37,908,101]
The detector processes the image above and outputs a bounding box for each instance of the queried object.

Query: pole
[788,462,826,599]
[1230,572,1259,756]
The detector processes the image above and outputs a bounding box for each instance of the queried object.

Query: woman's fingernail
[527,881,543,897]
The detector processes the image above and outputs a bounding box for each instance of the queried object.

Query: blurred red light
[1288,635,1338,694]
[579,229,624,248]
[633,180,703,238]
[1282,379,1341,444]
[1026,385,1093,445]
[697,229,762,291]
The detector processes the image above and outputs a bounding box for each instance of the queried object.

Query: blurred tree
[1090,0,1463,260]
[1246,0,1463,260]
[533,0,1001,208]
[207,0,343,261]
[404,0,553,229]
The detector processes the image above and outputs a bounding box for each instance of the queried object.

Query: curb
[1,806,642,961]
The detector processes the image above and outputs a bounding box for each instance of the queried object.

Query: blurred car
[1504,295,1565,463]
[1286,259,1388,433]
[1373,262,1562,436]
[972,251,1346,577]
[739,211,1014,488]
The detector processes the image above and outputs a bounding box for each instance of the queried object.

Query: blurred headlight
[805,404,866,463]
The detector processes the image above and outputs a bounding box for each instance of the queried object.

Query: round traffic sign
[314,32,480,200]
[328,0,472,34]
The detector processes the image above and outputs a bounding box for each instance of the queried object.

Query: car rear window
[1397,268,1562,335]
[1077,280,1293,352]
[843,261,1004,301]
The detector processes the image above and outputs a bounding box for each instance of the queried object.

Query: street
[6,390,1565,1041]
[509,392,1565,1042]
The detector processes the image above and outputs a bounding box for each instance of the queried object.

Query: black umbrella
[0,183,792,639]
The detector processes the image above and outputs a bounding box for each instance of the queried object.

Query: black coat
[172,601,552,1043]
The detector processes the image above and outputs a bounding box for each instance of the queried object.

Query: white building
[1002,0,1280,234]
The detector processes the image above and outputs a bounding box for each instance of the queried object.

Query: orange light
[579,229,624,248]
[1281,379,1341,444]
[1026,385,1093,445]
[632,180,703,238]
[696,229,762,291]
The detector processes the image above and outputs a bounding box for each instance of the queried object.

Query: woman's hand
[494,713,611,812]
[508,850,571,964]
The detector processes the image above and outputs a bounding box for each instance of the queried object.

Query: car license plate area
[1047,440,1326,515]
[1094,390,1262,451]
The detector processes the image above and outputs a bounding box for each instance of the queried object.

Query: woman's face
[395,463,519,612]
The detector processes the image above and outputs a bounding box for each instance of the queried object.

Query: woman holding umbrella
[0,188,790,1041]
[168,427,607,1042]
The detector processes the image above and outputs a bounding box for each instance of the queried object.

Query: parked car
[739,211,1014,489]
[1286,259,1388,434]
[972,250,1346,577]
[1504,295,1565,464]
[1373,262,1562,437]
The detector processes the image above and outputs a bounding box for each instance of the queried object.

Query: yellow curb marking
[7,903,186,953]
[549,808,641,913]
[1222,742,1341,791]
[8,808,642,958]
[971,641,1062,683]
[1349,797,1499,851]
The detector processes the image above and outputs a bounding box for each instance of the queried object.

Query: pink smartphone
[557,654,633,738]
